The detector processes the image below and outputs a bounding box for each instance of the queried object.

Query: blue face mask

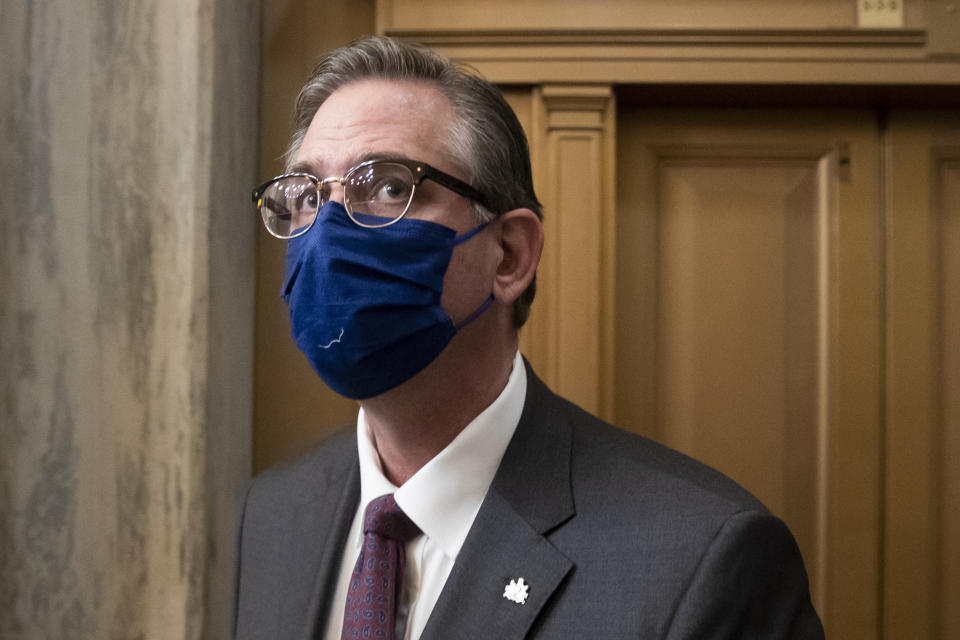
[283,201,493,399]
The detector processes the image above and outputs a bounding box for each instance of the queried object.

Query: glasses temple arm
[420,166,493,212]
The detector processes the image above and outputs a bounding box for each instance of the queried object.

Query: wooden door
[612,108,883,639]
[884,110,960,640]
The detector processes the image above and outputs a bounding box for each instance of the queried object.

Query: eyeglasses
[252,157,491,238]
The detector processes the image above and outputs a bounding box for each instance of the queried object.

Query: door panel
[655,160,819,522]
[939,156,960,640]
[616,109,882,639]
[940,157,960,640]
[885,110,960,640]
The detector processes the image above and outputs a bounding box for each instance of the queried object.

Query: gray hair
[286,35,542,328]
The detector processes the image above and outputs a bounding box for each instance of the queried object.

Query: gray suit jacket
[234,363,824,639]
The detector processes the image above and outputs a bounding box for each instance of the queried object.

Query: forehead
[295,79,458,176]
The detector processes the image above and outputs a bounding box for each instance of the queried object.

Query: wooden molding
[375,0,959,86]
[387,27,928,49]
[523,84,617,421]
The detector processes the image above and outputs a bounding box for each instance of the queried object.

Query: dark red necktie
[341,494,421,640]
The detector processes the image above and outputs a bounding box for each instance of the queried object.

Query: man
[234,36,824,639]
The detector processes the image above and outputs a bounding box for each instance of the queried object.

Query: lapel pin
[503,577,529,604]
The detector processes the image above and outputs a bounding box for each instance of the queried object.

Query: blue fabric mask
[283,201,493,399]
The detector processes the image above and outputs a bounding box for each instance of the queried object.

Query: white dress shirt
[322,351,527,640]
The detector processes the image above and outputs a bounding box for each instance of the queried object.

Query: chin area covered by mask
[283,200,493,400]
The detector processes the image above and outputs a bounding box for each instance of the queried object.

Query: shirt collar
[356,351,527,559]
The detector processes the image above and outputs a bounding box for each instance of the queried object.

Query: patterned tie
[341,494,421,640]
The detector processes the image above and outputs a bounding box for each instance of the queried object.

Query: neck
[361,321,517,486]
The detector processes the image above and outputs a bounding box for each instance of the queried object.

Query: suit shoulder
[246,425,357,509]
[554,394,766,515]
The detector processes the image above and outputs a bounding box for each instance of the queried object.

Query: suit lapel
[421,364,575,639]
[276,444,360,640]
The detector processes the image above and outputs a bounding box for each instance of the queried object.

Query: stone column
[0,1,258,638]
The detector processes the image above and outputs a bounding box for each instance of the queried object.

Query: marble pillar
[0,1,258,638]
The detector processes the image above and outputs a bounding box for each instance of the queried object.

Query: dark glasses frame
[252,157,492,237]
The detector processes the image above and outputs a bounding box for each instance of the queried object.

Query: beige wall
[0,1,258,638]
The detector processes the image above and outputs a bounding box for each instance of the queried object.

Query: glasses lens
[259,176,320,238]
[344,162,415,227]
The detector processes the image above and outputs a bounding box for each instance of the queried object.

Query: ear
[493,208,543,304]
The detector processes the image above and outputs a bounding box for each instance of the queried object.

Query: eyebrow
[287,159,320,176]
[288,152,412,177]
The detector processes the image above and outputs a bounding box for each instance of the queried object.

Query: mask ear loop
[452,221,489,246]
[454,294,494,330]
[451,220,494,329]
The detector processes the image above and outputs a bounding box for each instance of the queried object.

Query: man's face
[293,79,498,327]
